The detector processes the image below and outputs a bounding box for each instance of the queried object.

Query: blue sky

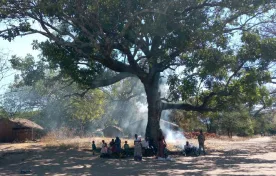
[0,34,46,92]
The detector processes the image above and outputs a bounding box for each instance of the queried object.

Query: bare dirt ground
[0,136,276,176]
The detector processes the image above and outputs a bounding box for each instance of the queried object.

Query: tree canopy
[1,0,276,141]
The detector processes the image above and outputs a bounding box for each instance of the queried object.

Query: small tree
[0,50,10,84]
[220,110,253,138]
[70,89,106,136]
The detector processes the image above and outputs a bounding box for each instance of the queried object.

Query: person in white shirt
[184,141,196,155]
[134,134,142,161]
[184,141,192,150]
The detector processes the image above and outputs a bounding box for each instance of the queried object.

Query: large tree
[1,0,276,144]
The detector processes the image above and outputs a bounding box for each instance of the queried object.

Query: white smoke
[136,102,148,113]
[159,77,186,149]
[160,110,186,149]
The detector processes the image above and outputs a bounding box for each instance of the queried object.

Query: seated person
[142,138,149,148]
[100,143,110,158]
[123,141,130,156]
[184,141,196,154]
[109,139,116,154]
[142,137,154,156]
[148,138,157,154]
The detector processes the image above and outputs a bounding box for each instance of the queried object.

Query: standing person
[92,141,97,155]
[134,134,138,142]
[198,130,206,155]
[134,135,142,161]
[157,135,166,158]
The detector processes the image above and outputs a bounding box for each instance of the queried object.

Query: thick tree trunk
[143,73,162,148]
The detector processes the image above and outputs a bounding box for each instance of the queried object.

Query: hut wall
[0,119,15,142]
[102,128,123,138]
[12,128,33,142]
[0,119,45,143]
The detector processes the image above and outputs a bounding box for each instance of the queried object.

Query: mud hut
[102,126,123,137]
[0,118,44,143]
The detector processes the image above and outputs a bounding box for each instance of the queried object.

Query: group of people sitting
[133,134,156,160]
[92,130,206,160]
[93,134,156,159]
[134,133,169,160]
[98,137,124,158]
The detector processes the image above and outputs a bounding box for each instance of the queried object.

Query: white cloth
[141,140,149,148]
[184,143,193,150]
[101,147,108,154]
[134,140,142,157]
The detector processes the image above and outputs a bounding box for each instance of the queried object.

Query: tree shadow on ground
[0,146,275,176]
[1,139,276,176]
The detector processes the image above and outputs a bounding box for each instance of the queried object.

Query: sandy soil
[0,136,276,176]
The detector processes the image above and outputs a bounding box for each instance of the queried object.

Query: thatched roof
[103,126,123,132]
[10,118,43,130]
[102,126,124,137]
[94,128,103,132]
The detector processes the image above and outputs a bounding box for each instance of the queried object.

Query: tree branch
[161,101,216,112]
[225,61,246,89]
[90,72,135,89]
[114,43,146,77]
[64,87,91,98]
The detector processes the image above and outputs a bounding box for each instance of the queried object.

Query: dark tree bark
[141,71,218,146]
[143,73,162,146]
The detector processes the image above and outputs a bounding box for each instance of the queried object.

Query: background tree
[100,77,146,128]
[69,89,106,136]
[0,106,9,118]
[2,54,107,135]
[1,0,276,145]
[0,50,10,84]
[220,110,254,138]
[253,109,276,135]
[169,110,206,132]
[0,50,12,117]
